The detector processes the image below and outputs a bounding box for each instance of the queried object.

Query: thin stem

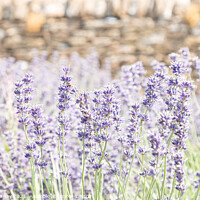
[89,170,94,200]
[42,169,52,200]
[81,123,88,198]
[0,168,17,200]
[100,145,126,200]
[51,174,54,195]
[146,178,155,200]
[23,124,36,200]
[143,176,146,200]
[122,158,129,188]
[30,154,36,200]
[58,137,63,168]
[39,168,44,200]
[169,175,176,200]
[135,176,141,200]
[6,162,22,194]
[95,170,98,200]
[167,132,174,148]
[51,153,61,198]
[156,180,161,199]
[57,138,63,195]
[118,143,124,199]
[124,145,136,193]
[94,141,107,199]
[178,191,181,199]
[23,125,30,144]
[60,125,70,200]
[120,143,123,180]
[63,177,69,200]
[69,181,74,200]
[62,124,67,172]
[98,168,103,200]
[161,154,167,199]
[82,138,85,198]
[103,155,126,200]
[41,147,52,200]
[195,182,200,200]
[98,141,107,165]
[136,154,143,167]
[135,154,144,200]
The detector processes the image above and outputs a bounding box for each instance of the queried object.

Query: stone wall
[1,17,200,73]
[0,0,197,20]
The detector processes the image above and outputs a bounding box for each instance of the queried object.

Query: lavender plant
[0,48,200,200]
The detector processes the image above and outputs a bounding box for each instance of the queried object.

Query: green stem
[23,125,36,200]
[23,125,30,144]
[98,141,107,165]
[58,138,63,194]
[94,141,107,199]
[99,144,126,200]
[136,154,143,167]
[98,168,103,200]
[103,154,126,200]
[135,154,144,200]
[69,181,74,200]
[0,168,17,200]
[41,147,52,200]
[63,177,68,200]
[39,168,44,200]
[51,174,54,195]
[135,176,141,200]
[118,143,124,199]
[124,145,136,193]
[146,178,155,200]
[156,181,161,199]
[120,143,123,180]
[195,182,200,200]
[143,176,146,200]
[89,170,94,200]
[95,171,98,200]
[30,154,36,200]
[169,175,176,200]
[161,154,167,199]
[167,132,174,148]
[62,124,67,172]
[178,191,181,199]
[42,169,52,200]
[58,137,63,168]
[82,138,85,198]
[61,125,70,200]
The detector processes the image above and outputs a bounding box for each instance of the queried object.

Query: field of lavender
[0,47,200,200]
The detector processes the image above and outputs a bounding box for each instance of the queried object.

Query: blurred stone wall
[0,0,198,20]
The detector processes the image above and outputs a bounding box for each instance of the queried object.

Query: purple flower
[57,67,74,112]
[169,61,184,75]
[14,73,34,126]
[143,72,165,108]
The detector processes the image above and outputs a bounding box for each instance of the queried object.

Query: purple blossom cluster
[0,48,200,200]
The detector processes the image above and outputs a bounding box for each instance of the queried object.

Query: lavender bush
[0,48,200,200]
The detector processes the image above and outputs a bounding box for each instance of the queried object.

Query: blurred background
[1,0,200,74]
